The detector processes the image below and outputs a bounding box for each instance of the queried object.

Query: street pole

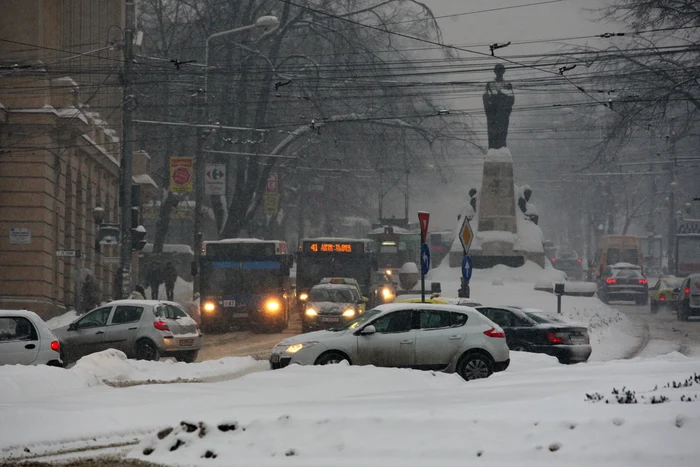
[119,0,135,299]
[193,128,206,298]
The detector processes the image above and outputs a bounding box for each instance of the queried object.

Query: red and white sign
[266,174,279,194]
[418,211,430,243]
[169,157,194,193]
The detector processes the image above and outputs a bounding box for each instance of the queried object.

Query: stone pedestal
[478,148,517,233]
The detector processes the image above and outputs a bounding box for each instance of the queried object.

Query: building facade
[0,1,155,318]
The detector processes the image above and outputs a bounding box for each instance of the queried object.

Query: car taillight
[154,320,170,331]
[638,279,648,285]
[605,278,616,284]
[50,340,60,352]
[548,333,564,344]
[551,258,556,263]
[686,288,691,294]
[578,258,582,263]
[483,327,505,338]
[659,297,665,301]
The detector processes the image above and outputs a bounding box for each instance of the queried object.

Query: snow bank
[0,350,265,402]
[45,310,79,330]
[124,357,700,467]
[430,259,565,285]
[71,349,266,386]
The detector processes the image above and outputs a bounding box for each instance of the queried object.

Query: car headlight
[286,341,318,354]
[203,301,216,313]
[264,299,281,313]
[385,269,392,276]
[343,308,356,317]
[299,292,309,301]
[381,287,394,300]
[305,308,317,317]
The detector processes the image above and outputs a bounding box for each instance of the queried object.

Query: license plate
[321,317,340,323]
[570,336,586,345]
[270,354,280,363]
[232,312,248,318]
[223,300,236,307]
[179,339,195,347]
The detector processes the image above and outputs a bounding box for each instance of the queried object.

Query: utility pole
[119,0,135,299]
[192,127,207,297]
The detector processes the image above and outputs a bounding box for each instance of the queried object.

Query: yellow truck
[590,235,644,281]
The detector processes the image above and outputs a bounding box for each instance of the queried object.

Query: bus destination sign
[304,242,359,253]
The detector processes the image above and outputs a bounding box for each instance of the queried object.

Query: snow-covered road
[611,302,700,358]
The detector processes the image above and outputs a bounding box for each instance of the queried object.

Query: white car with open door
[0,310,63,367]
[270,303,509,381]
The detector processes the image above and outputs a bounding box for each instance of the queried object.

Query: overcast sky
[423,0,610,55]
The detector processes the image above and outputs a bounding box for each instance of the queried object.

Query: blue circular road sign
[462,255,473,281]
[421,243,431,275]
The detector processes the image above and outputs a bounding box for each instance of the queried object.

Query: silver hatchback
[53,300,202,363]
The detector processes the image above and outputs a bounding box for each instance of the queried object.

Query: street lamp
[193,15,279,298]
[203,16,280,103]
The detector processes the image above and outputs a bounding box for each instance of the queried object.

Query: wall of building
[0,0,127,318]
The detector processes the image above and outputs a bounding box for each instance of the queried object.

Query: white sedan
[0,310,63,366]
[270,303,509,380]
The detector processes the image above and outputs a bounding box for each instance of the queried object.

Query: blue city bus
[199,239,293,333]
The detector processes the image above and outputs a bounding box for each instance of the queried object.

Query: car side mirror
[360,325,376,336]
[68,322,77,331]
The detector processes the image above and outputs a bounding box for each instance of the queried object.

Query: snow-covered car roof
[101,300,183,307]
[0,309,45,320]
[311,283,356,290]
[610,262,641,269]
[373,302,483,315]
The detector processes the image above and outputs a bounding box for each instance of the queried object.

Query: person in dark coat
[164,261,178,301]
[146,260,163,300]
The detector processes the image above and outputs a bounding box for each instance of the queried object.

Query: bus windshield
[200,262,280,294]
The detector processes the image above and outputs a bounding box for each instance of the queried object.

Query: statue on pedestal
[483,64,515,150]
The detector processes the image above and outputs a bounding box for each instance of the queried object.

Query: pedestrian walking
[146,260,163,300]
[129,285,146,300]
[164,261,178,301]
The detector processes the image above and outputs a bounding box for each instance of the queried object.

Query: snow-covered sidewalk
[1,353,699,466]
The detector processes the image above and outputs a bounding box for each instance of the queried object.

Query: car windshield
[332,308,383,331]
[661,278,683,289]
[524,311,564,324]
[310,288,355,303]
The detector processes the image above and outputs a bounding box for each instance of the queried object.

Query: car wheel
[641,295,649,306]
[599,292,609,304]
[457,353,493,381]
[510,343,528,352]
[650,301,658,314]
[135,339,160,361]
[315,351,349,365]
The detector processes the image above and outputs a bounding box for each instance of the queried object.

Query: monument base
[448,147,544,270]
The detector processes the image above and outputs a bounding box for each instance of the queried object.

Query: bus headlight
[305,308,317,317]
[203,301,216,313]
[264,299,281,313]
[381,287,394,300]
[343,308,356,318]
[299,292,309,301]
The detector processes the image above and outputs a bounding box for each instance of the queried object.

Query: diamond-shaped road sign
[459,216,474,254]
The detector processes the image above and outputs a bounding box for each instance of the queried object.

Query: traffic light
[132,224,147,251]
[130,185,147,251]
